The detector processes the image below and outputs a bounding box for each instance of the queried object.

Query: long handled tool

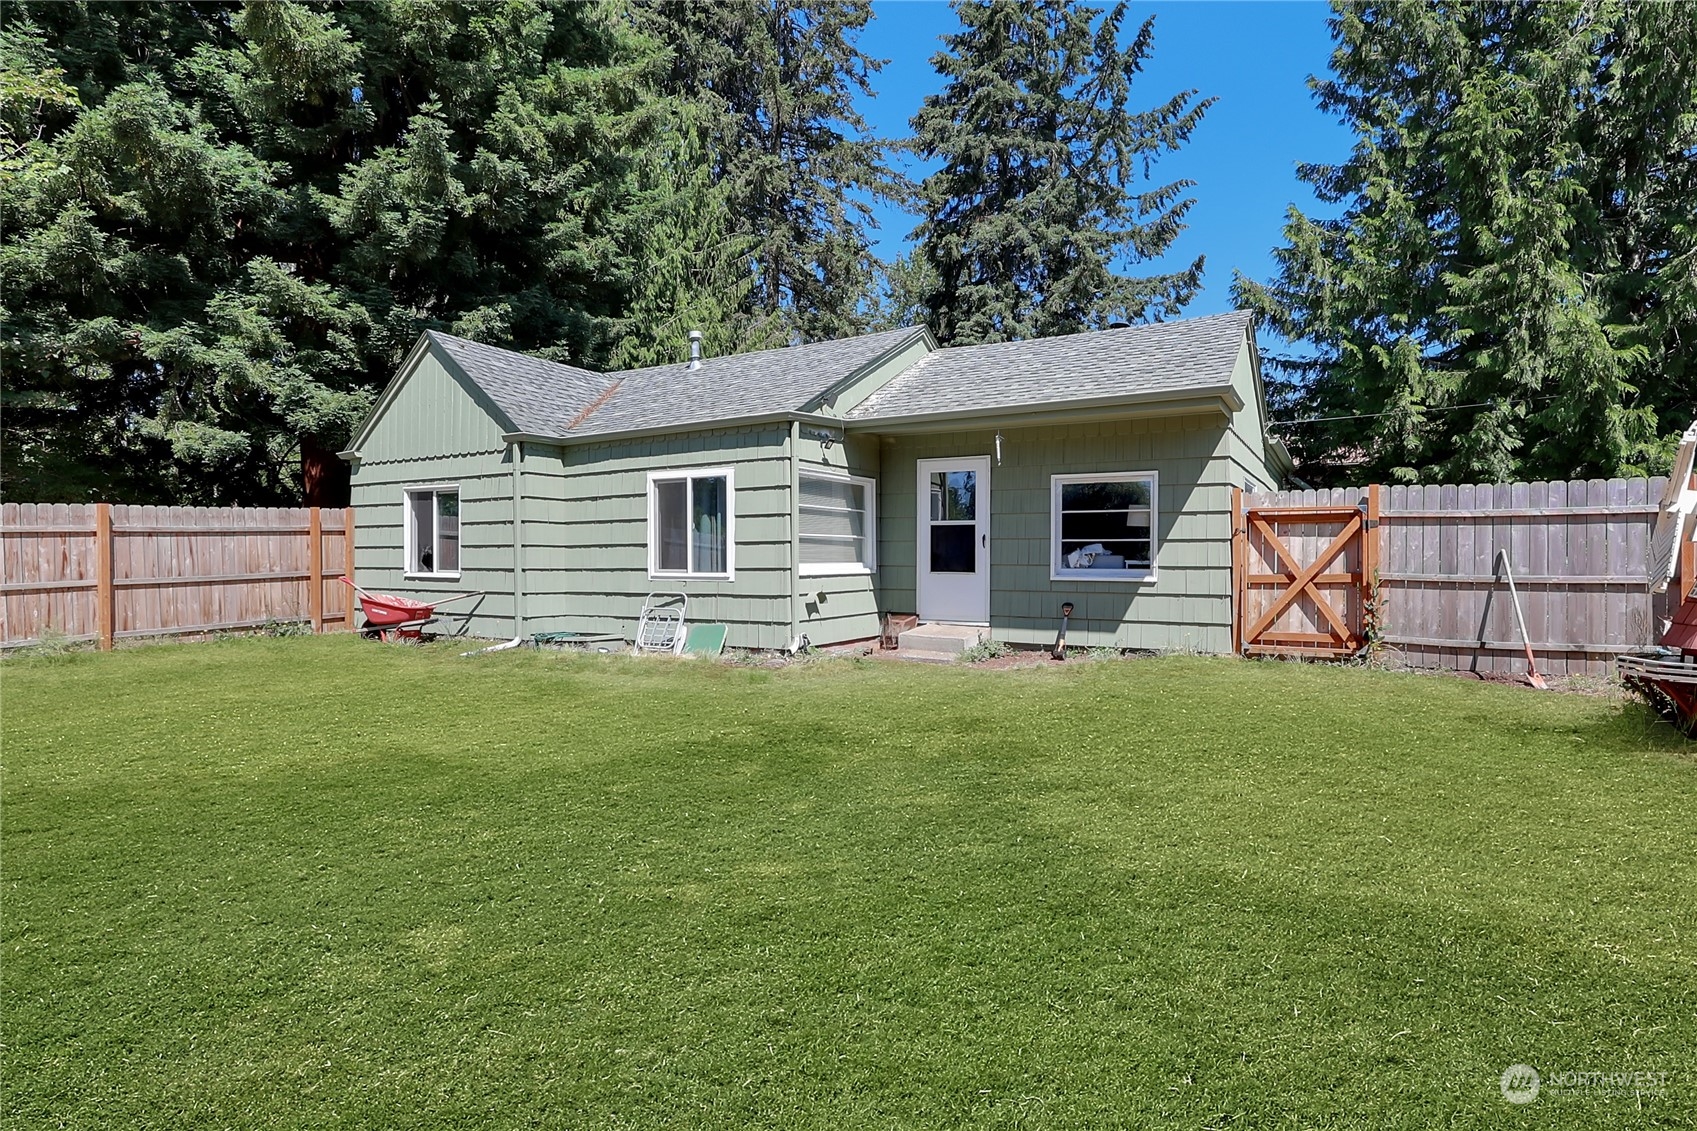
[1052,601,1074,660]
[1494,550,1548,690]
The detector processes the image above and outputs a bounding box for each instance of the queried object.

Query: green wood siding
[349,457,516,641]
[877,416,1237,651]
[519,425,795,651]
[348,348,515,639]
[794,433,883,646]
[1224,340,1280,491]
[354,351,509,465]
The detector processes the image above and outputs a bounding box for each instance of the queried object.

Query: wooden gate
[1232,486,1380,657]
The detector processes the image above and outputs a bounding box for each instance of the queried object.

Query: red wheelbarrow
[340,577,482,641]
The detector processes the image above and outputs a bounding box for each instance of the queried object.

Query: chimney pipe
[687,329,704,370]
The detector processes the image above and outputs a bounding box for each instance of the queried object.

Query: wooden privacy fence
[1233,477,1669,676]
[1,504,355,649]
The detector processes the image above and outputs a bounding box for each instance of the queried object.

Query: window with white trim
[799,472,875,575]
[1050,472,1157,581]
[648,468,734,579]
[405,485,460,577]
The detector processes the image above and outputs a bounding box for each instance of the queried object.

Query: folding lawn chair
[632,592,688,655]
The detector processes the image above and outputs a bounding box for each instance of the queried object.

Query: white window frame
[403,483,462,580]
[1049,471,1159,583]
[798,469,877,577]
[647,467,736,581]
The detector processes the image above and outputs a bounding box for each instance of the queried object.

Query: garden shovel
[1494,550,1548,690]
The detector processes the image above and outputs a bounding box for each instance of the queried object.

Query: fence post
[1363,484,1381,631]
[343,508,356,630]
[95,502,114,651]
[1230,487,1244,655]
[308,506,323,633]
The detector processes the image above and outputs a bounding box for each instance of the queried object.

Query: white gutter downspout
[464,440,526,656]
[788,419,803,648]
[511,440,526,639]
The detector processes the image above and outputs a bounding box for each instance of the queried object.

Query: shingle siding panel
[876,417,1238,652]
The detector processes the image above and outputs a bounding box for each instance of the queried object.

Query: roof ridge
[928,310,1252,359]
[608,323,924,382]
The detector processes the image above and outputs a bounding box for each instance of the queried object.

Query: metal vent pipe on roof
[687,329,704,370]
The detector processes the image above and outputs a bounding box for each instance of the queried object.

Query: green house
[340,311,1290,652]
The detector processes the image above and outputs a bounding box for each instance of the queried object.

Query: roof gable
[343,334,516,460]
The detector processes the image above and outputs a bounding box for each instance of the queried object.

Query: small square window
[648,469,734,579]
[405,486,460,577]
[1050,473,1157,582]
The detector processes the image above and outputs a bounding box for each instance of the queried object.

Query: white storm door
[916,456,990,625]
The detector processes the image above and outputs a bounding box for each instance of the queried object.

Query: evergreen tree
[1,0,660,503]
[862,251,937,333]
[1235,1,1697,485]
[634,0,892,345]
[611,105,758,369]
[910,0,1212,346]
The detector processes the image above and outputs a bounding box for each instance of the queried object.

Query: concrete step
[898,622,989,655]
[884,648,962,664]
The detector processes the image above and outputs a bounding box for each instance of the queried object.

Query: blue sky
[854,1,1353,317]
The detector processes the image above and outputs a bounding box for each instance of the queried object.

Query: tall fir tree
[610,100,758,369]
[910,0,1213,346]
[1,0,662,503]
[1235,1,1697,485]
[634,0,892,346]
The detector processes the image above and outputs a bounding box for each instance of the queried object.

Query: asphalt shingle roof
[844,311,1253,422]
[569,326,923,437]
[428,332,613,436]
[421,312,1251,441]
[430,326,923,439]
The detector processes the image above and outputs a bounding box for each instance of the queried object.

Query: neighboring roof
[845,310,1254,423]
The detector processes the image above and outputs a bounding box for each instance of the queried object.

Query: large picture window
[405,485,460,577]
[1050,472,1157,581]
[799,472,876,576]
[648,468,734,579]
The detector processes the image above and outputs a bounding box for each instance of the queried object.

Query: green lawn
[3,638,1694,1129]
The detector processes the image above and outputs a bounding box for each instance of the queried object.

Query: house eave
[843,387,1243,435]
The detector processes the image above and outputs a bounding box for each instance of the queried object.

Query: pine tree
[910,0,1213,346]
[1,0,662,503]
[1235,1,1697,485]
[634,0,893,344]
[611,104,759,369]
